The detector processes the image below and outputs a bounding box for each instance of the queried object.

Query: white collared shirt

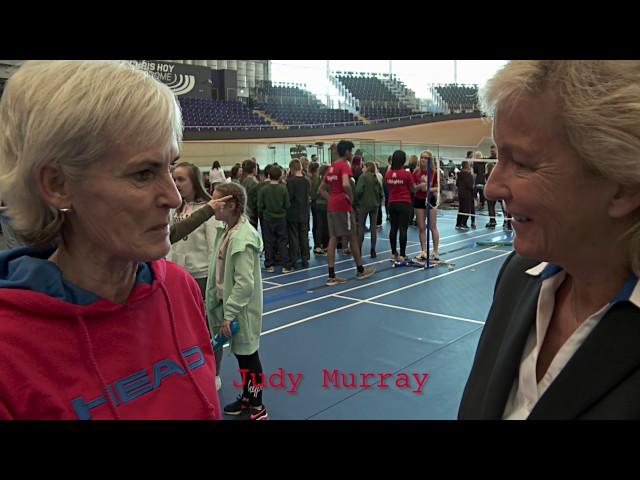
[502,262,640,420]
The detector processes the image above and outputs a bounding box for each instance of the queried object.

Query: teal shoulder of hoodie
[0,245,153,305]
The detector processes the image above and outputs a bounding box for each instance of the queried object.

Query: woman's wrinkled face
[485,91,617,264]
[67,137,181,262]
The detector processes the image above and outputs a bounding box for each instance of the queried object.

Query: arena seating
[335,73,414,119]
[433,84,479,113]
[179,98,275,129]
[251,81,359,126]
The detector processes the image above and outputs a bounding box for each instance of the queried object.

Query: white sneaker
[216,376,222,391]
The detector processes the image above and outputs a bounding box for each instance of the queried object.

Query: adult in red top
[324,156,353,213]
[385,150,423,260]
[319,140,375,285]
[412,151,441,260]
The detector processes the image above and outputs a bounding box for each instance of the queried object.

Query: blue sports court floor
[217,208,515,419]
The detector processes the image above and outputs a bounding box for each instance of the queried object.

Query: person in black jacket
[459,60,640,419]
[455,161,474,229]
[286,159,311,268]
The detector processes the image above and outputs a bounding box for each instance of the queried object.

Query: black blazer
[458,252,640,419]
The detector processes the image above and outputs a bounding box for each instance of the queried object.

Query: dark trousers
[501,200,512,227]
[470,195,476,226]
[248,212,258,230]
[258,213,264,235]
[383,184,390,219]
[311,202,320,248]
[235,351,264,407]
[288,218,310,264]
[358,207,378,252]
[263,218,290,268]
[487,200,497,224]
[475,184,485,207]
[377,205,383,226]
[389,202,412,257]
[457,194,474,227]
[316,207,329,250]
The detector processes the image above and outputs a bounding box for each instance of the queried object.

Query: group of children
[227,151,386,279]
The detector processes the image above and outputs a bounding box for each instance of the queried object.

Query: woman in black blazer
[459,60,640,419]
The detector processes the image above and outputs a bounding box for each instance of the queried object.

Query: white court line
[332,294,485,325]
[262,301,363,336]
[261,251,509,336]
[263,227,498,281]
[262,280,281,286]
[264,246,505,316]
[364,235,420,245]
[354,251,512,303]
[263,230,506,292]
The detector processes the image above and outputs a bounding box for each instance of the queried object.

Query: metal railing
[183,110,474,132]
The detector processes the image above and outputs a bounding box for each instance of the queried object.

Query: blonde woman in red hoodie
[0,60,229,420]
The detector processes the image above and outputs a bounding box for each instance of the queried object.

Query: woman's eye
[509,158,527,169]
[134,170,154,181]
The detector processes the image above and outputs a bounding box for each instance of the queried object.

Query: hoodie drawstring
[76,315,121,420]
[160,283,218,420]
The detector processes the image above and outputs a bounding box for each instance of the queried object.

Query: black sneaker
[370,249,377,258]
[224,396,250,416]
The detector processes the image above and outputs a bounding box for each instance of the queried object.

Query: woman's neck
[563,241,633,317]
[49,240,139,304]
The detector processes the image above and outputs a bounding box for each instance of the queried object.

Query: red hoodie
[0,253,220,420]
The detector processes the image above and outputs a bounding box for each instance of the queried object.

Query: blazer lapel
[529,301,640,419]
[482,277,543,418]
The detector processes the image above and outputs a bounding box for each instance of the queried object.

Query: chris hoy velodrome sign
[130,60,211,99]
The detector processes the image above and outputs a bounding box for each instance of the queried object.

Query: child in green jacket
[205,182,268,420]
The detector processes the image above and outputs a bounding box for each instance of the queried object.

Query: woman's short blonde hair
[0,60,183,245]
[480,60,640,272]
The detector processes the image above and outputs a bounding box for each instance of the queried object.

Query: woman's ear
[36,161,73,210]
[608,184,640,219]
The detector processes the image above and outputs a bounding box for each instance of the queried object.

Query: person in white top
[209,160,227,186]
[168,162,223,391]
[459,61,640,419]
